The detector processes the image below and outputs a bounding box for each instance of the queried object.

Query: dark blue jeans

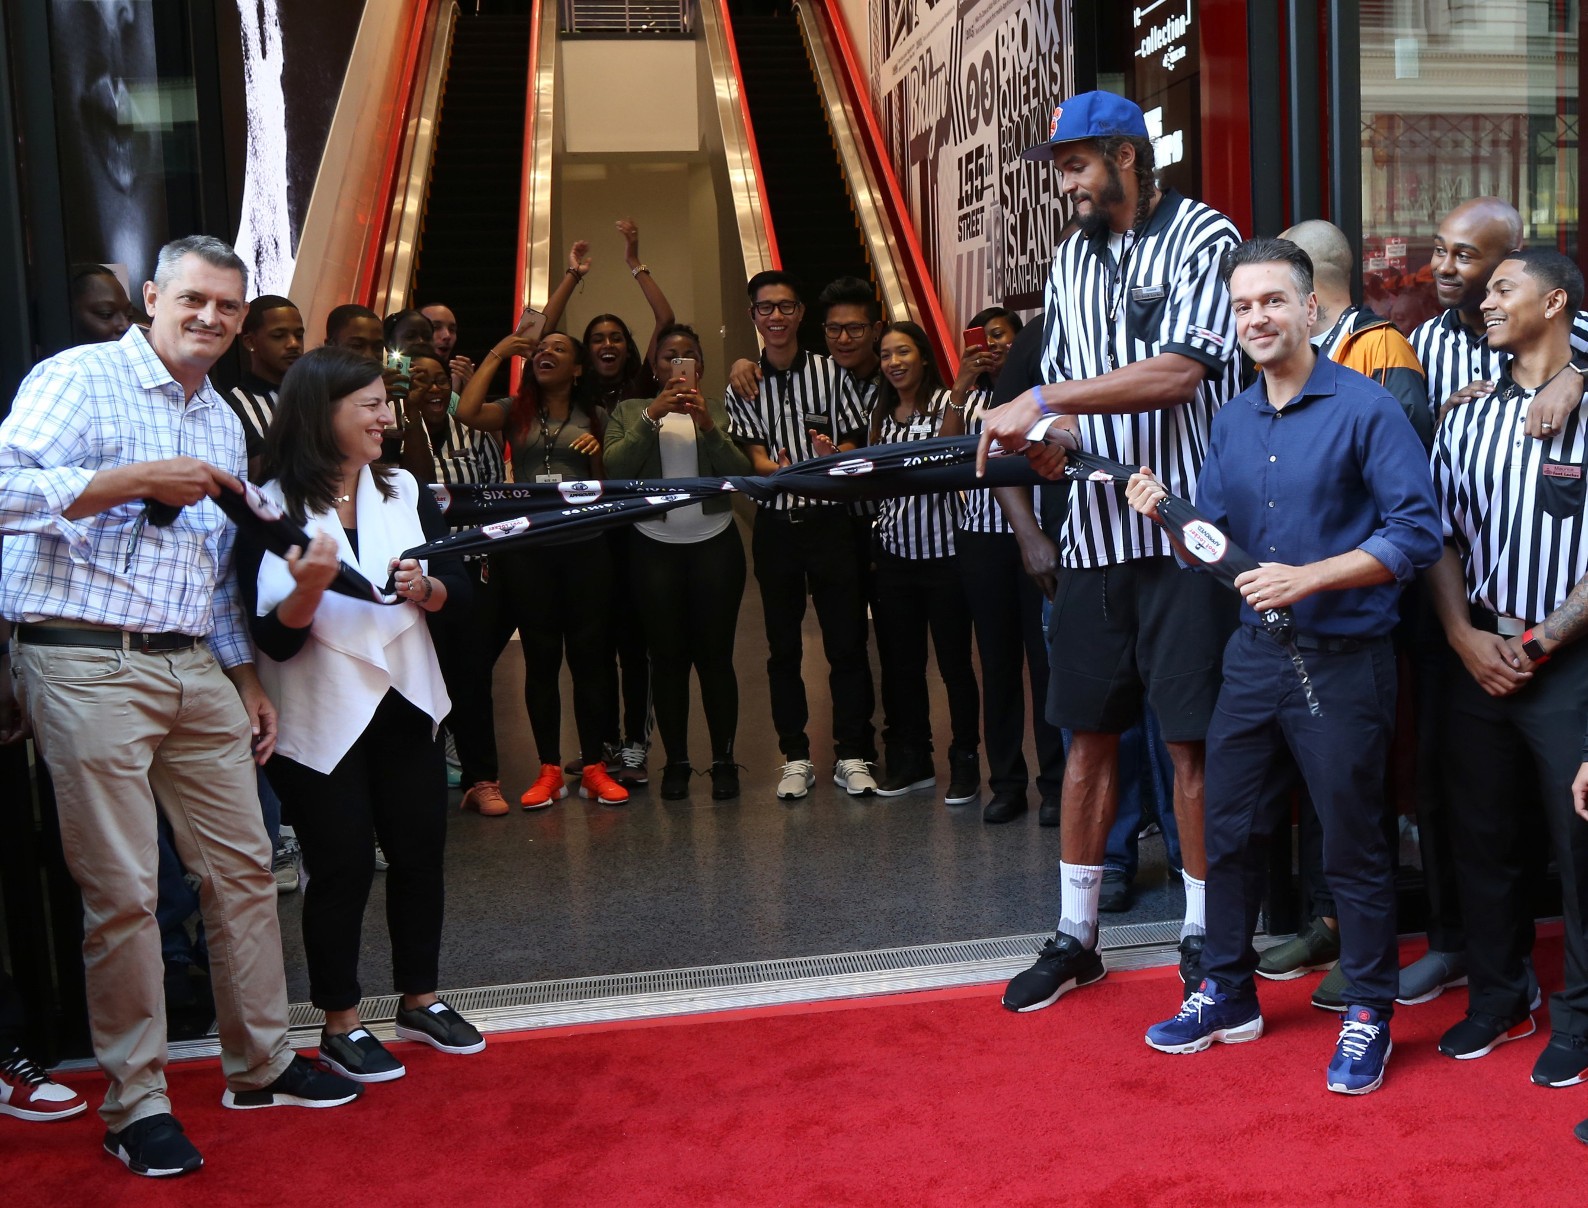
[1201,628,1399,1015]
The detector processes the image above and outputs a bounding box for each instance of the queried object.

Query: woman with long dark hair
[865,321,980,803]
[238,346,484,1083]
[941,309,1067,825]
[454,326,628,808]
[605,324,751,800]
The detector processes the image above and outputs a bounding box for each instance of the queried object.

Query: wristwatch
[1521,628,1551,666]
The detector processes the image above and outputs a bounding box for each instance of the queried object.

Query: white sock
[1057,861,1104,949]
[1181,870,1206,940]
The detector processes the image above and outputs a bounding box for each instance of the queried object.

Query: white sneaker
[776,759,816,800]
[373,843,389,872]
[832,758,878,796]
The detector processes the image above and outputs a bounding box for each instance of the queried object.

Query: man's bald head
[1281,220,1354,292]
[1432,197,1525,314]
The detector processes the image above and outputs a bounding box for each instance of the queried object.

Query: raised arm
[455,331,535,433]
[540,240,590,336]
[618,219,676,364]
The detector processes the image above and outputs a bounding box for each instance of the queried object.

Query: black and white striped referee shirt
[1433,366,1588,623]
[227,373,278,461]
[1039,189,1241,568]
[840,366,882,520]
[429,413,507,490]
[726,350,870,511]
[875,387,963,559]
[958,390,1014,535]
[1411,306,1588,418]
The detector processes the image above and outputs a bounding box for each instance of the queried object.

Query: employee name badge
[1131,285,1167,303]
[908,419,933,438]
[535,473,563,484]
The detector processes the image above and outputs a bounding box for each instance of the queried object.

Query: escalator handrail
[354,0,437,307]
[807,0,956,371]
[512,0,558,394]
[713,0,781,271]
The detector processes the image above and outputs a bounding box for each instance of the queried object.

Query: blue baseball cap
[1020,91,1149,161]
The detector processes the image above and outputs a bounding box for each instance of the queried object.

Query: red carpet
[10,937,1588,1206]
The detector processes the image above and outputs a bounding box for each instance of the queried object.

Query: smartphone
[518,306,547,343]
[384,350,411,375]
[962,326,988,351]
[671,357,698,390]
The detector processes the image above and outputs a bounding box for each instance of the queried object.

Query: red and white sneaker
[521,763,569,810]
[0,1047,87,1121]
[578,763,630,806]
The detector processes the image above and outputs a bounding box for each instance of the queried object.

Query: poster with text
[869,0,1071,331]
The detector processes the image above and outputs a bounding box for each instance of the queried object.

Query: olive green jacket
[604,395,751,515]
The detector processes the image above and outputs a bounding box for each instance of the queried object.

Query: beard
[1075,159,1128,238]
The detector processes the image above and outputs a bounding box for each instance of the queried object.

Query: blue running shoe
[1145,978,1264,1054]
[1327,1005,1392,1095]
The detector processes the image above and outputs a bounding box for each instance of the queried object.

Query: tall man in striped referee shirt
[1401,198,1588,1004]
[1427,249,1588,1084]
[726,271,880,799]
[977,91,1241,1007]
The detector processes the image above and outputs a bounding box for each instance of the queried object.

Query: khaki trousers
[14,640,293,1128]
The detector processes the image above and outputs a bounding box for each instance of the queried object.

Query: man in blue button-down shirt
[1126,238,1441,1095]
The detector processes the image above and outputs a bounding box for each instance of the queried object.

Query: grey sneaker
[1257,918,1340,981]
[1397,949,1468,1005]
[832,757,878,797]
[272,836,301,895]
[777,759,816,800]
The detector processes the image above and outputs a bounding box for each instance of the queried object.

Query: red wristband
[1522,628,1551,666]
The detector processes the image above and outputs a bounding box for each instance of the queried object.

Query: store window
[1360,0,1580,333]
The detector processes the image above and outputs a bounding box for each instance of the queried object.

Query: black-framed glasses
[823,322,873,340]
[752,300,800,317]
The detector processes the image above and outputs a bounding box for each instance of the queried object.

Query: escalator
[728,12,872,350]
[411,13,534,379]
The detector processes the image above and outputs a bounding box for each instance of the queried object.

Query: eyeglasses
[752,300,801,317]
[824,322,873,340]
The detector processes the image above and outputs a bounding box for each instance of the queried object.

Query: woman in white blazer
[237,346,483,1084]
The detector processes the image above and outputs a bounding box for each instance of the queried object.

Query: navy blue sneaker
[1327,1005,1392,1095]
[1145,978,1263,1054]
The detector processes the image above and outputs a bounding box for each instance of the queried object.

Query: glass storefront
[1360,0,1580,331]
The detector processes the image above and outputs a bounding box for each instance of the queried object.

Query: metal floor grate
[166,921,1269,1062]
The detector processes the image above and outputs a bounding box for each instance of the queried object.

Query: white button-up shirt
[0,327,251,667]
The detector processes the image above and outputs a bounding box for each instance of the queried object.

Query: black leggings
[499,541,615,766]
[266,690,448,1012]
[606,527,652,748]
[873,545,979,755]
[632,523,746,765]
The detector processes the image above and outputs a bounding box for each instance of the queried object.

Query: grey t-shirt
[505,405,602,482]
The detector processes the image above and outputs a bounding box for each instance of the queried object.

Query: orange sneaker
[460,781,510,817]
[578,762,629,806]
[520,763,569,810]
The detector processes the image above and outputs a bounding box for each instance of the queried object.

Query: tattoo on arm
[1542,572,1588,646]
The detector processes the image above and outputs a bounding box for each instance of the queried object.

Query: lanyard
[540,412,569,477]
[1105,230,1137,372]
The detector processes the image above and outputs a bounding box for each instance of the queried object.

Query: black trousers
[873,545,979,756]
[0,965,23,1051]
[956,529,1064,801]
[606,528,652,748]
[434,558,514,787]
[266,690,448,1012]
[632,523,746,765]
[851,512,881,761]
[1202,628,1400,1015]
[1442,639,1588,1034]
[499,540,615,766]
[750,506,875,761]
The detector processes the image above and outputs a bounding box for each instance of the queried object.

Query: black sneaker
[395,999,486,1055]
[659,761,693,800]
[876,751,935,797]
[103,1112,203,1178]
[1178,934,1205,999]
[982,792,1027,824]
[1001,932,1106,1012]
[944,749,979,805]
[1437,1011,1536,1060]
[221,1054,363,1110]
[1099,868,1133,912]
[1038,798,1061,827]
[709,761,741,801]
[318,1028,405,1084]
[1532,1033,1588,1087]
